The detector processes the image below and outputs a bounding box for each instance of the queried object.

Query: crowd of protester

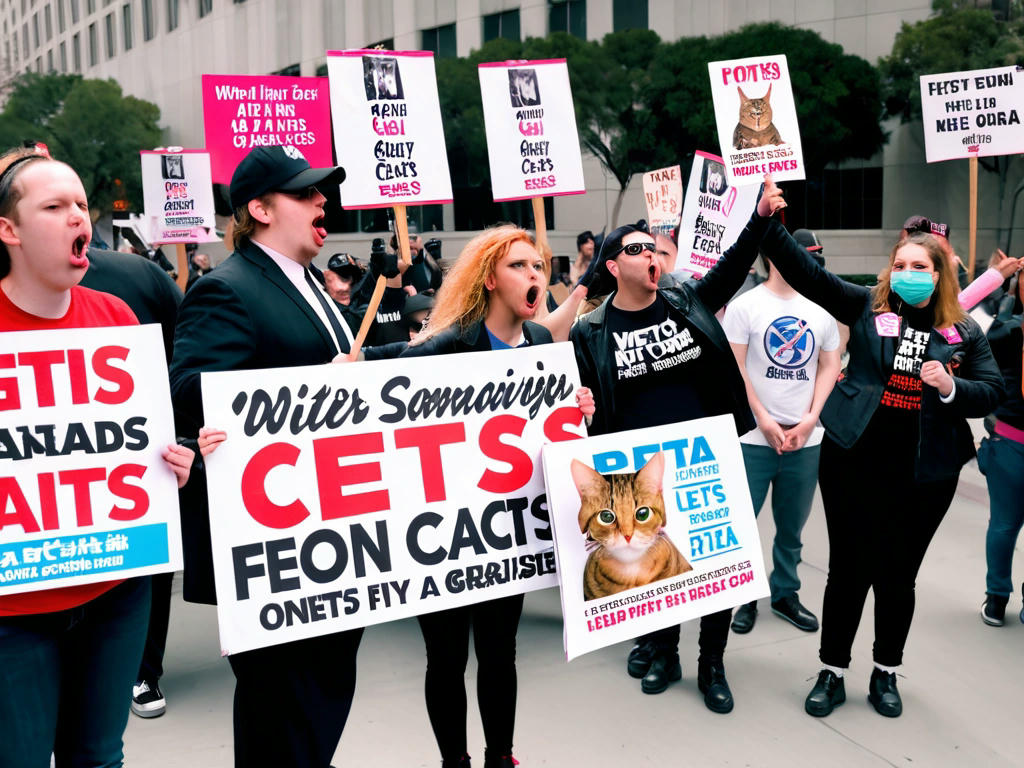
[2,140,1022,768]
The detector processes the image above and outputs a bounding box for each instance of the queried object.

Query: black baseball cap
[229,145,346,211]
[327,253,363,282]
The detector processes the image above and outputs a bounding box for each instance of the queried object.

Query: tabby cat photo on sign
[572,452,692,602]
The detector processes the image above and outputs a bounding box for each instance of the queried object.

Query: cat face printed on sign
[733,84,783,150]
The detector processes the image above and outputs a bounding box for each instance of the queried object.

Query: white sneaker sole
[980,605,1005,626]
[131,701,166,718]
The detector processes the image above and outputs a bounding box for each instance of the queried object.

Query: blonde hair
[411,225,545,344]
[871,232,965,329]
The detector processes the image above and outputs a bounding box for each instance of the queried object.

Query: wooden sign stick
[348,204,413,359]
[968,156,978,281]
[532,197,549,255]
[175,243,189,292]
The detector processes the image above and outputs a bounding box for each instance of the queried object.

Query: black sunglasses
[612,241,656,257]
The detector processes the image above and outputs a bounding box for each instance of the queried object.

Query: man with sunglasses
[570,181,785,714]
[170,145,370,768]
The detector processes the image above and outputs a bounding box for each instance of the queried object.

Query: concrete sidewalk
[124,458,1023,767]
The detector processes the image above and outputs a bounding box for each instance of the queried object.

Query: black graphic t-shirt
[369,286,409,345]
[604,295,723,431]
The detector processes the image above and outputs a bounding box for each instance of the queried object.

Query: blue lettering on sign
[592,437,716,473]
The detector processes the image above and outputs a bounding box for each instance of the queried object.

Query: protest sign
[919,66,1024,163]
[0,325,182,595]
[201,74,334,185]
[642,165,683,241]
[326,50,453,209]
[140,150,218,244]
[708,55,804,186]
[201,343,586,655]
[676,151,760,276]
[477,59,586,202]
[542,416,768,661]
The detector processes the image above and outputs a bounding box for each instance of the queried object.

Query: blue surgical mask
[890,271,936,305]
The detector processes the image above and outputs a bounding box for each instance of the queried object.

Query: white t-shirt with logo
[722,284,840,447]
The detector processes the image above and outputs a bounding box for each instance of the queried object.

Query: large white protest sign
[478,59,586,202]
[201,343,587,655]
[140,150,218,244]
[676,151,760,276]
[542,416,768,661]
[920,66,1024,163]
[708,55,804,186]
[0,325,182,595]
[327,49,453,209]
[642,165,683,240]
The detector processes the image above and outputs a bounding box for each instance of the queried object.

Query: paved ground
[123,457,1023,767]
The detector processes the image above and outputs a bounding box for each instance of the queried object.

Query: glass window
[43,3,49,39]
[72,30,79,69]
[612,0,646,31]
[70,0,78,23]
[87,0,94,13]
[31,11,37,45]
[21,21,26,54]
[783,167,883,231]
[420,23,455,58]
[87,19,96,64]
[121,3,130,49]
[166,0,176,30]
[46,46,51,70]
[549,0,585,38]
[104,11,113,57]
[59,39,65,69]
[483,9,519,42]
[197,0,210,18]
[141,0,152,39]
[57,0,65,32]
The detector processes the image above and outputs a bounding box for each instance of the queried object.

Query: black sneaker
[771,595,819,632]
[730,601,757,634]
[981,594,1007,626]
[131,680,166,718]
[626,639,657,679]
[804,669,845,717]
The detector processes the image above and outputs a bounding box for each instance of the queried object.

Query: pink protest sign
[201,74,333,185]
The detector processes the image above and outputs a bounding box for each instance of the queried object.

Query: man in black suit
[169,145,363,768]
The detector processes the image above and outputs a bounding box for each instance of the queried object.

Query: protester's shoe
[771,595,819,632]
[804,669,845,717]
[130,680,166,718]
[640,652,682,694]
[626,639,657,679]
[867,668,902,718]
[730,601,757,634]
[441,754,471,768]
[696,659,734,714]
[981,593,1007,626]
[483,752,519,767]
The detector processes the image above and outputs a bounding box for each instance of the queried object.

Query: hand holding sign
[757,175,786,218]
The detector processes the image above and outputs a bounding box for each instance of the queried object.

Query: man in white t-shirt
[722,242,840,634]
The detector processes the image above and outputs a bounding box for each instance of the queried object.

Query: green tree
[0,72,162,215]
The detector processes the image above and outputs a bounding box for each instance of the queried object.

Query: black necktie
[303,267,350,354]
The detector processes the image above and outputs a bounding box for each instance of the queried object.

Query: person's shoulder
[71,285,139,325]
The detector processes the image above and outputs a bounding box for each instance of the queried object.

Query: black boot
[441,754,471,768]
[867,667,902,717]
[804,669,845,717]
[641,651,681,694]
[482,750,518,767]
[626,639,657,678]
[696,658,734,713]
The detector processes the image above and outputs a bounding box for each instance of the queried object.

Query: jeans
[741,442,821,602]
[137,571,173,683]
[978,436,1024,597]
[0,577,151,768]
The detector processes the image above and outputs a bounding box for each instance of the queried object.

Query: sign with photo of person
[201,74,334,185]
[708,54,805,186]
[642,165,683,241]
[326,49,453,209]
[477,59,586,201]
[201,343,587,654]
[919,65,1024,163]
[0,325,183,595]
[676,151,760,276]
[140,150,219,244]
[541,416,768,661]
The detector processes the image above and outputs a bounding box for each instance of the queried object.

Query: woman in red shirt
[0,148,193,767]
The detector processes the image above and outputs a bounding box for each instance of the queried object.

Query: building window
[483,9,519,42]
[70,0,78,23]
[11,37,16,64]
[103,11,113,56]
[420,23,455,58]
[72,30,79,68]
[783,167,883,231]
[87,20,96,63]
[549,0,585,38]
[20,21,26,54]
[197,0,210,18]
[87,0,94,13]
[271,62,299,76]
[141,0,152,39]
[166,0,176,30]
[35,54,41,71]
[57,0,65,31]
[31,11,37,45]
[46,47,51,70]
[43,3,50,39]
[121,3,131,48]
[59,39,65,69]
[612,0,646,31]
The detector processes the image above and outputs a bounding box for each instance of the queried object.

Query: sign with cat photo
[541,416,769,660]
[477,59,586,202]
[707,54,805,186]
[326,49,453,208]
[201,343,588,654]
[676,151,760,276]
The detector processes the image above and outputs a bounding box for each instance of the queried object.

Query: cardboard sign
[478,59,586,202]
[542,416,768,661]
[919,66,1024,163]
[708,55,805,186]
[326,50,453,209]
[677,151,760,276]
[642,165,683,239]
[0,326,182,595]
[140,150,218,244]
[201,74,334,185]
[201,343,586,654]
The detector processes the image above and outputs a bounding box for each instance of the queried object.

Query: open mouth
[526,285,540,308]
[70,234,89,268]
[312,215,327,247]
[648,264,658,283]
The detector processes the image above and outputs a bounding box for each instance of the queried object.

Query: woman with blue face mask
[756,227,1004,720]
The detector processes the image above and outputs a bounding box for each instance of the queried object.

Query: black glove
[424,238,442,260]
[370,248,400,279]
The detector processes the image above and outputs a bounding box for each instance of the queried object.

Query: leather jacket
[401,318,552,357]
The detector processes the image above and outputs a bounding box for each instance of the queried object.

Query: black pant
[639,608,732,662]
[227,628,363,768]
[137,571,173,682]
[417,594,524,762]
[817,434,958,668]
